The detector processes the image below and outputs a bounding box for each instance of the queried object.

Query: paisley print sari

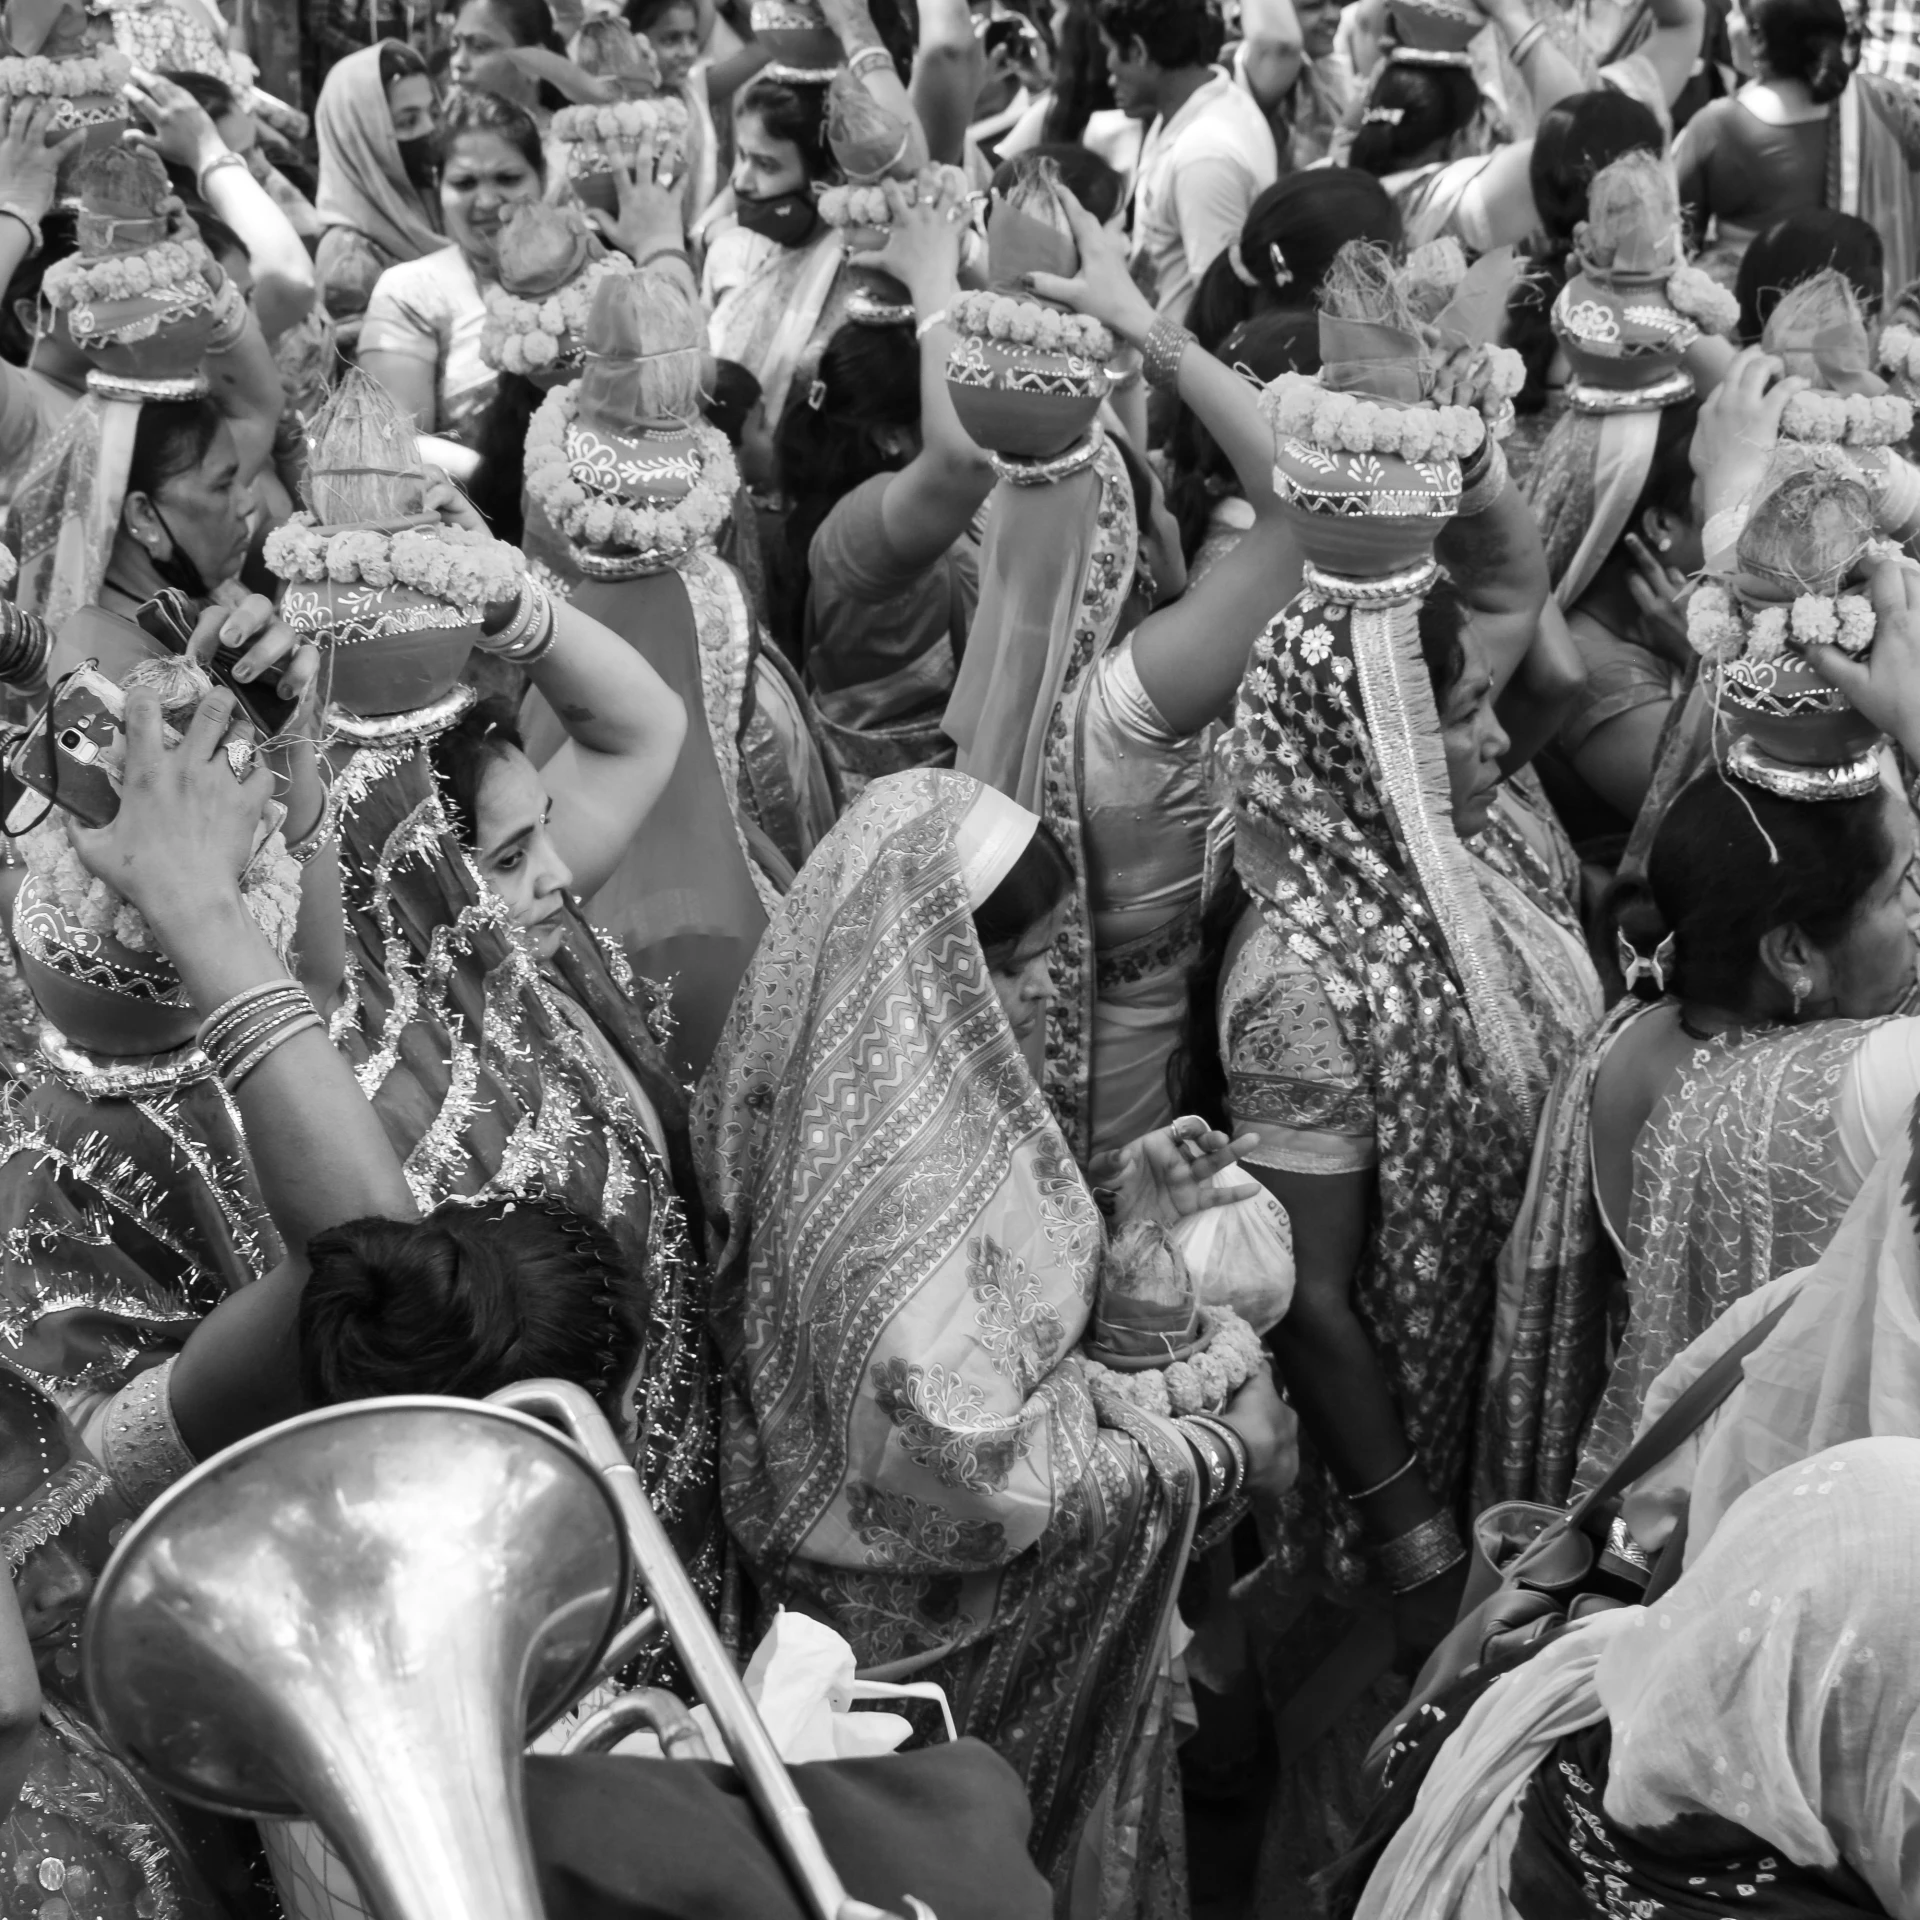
[695,771,1199,1912]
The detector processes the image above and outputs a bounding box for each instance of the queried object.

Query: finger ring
[224,739,256,781]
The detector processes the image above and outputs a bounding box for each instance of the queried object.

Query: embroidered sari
[323,718,716,1560]
[1221,576,1596,1592]
[1490,1005,1889,1503]
[0,1360,255,1920]
[695,770,1200,1911]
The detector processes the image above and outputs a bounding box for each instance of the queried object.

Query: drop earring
[1791,974,1812,1019]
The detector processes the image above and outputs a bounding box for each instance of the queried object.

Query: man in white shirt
[1096,0,1279,322]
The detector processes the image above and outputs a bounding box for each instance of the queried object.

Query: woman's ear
[1639,503,1680,555]
[119,490,170,561]
[1756,922,1832,1016]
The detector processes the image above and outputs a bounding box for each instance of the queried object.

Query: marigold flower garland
[1687,579,1876,664]
[0,50,132,97]
[1664,262,1741,336]
[551,95,690,176]
[43,234,213,310]
[1080,1304,1264,1422]
[523,388,738,565]
[947,288,1114,364]
[1879,321,1920,386]
[817,163,969,231]
[480,252,625,377]
[262,518,527,615]
[1260,369,1486,461]
[20,816,300,961]
[1774,386,1915,448]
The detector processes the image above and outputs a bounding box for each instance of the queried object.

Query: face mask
[733,191,819,249]
[397,135,438,195]
[147,503,211,602]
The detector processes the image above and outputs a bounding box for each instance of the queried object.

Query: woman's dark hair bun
[298,1198,644,1417]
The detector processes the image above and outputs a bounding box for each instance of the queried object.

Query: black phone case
[136,590,301,737]
[9,683,128,828]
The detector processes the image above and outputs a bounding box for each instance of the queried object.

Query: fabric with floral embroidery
[1573,1013,1884,1495]
[694,769,1199,1900]
[1222,585,1592,1592]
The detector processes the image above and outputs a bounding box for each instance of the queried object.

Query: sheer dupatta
[694,770,1198,1890]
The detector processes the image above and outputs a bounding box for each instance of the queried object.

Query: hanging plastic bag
[1169,1162,1295,1334]
[612,1609,957,1763]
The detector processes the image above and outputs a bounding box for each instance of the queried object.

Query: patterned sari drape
[694,770,1198,1898]
[323,730,718,1563]
[1225,577,1547,1588]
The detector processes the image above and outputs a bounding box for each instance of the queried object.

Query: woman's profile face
[128,416,255,595]
[473,745,575,958]
[386,71,437,142]
[441,129,542,270]
[730,107,809,201]
[985,904,1066,1043]
[449,0,520,86]
[1437,639,1509,840]
[1819,792,1918,1019]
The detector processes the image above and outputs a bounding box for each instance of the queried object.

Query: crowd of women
[0,0,1918,1912]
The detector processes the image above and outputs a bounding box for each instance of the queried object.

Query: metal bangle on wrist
[1142,318,1195,394]
[1373,1512,1467,1595]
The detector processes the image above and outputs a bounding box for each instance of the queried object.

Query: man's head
[1092,0,1225,118]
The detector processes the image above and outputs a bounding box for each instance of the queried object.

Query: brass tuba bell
[83,1395,630,1920]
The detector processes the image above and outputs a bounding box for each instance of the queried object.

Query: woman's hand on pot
[0,99,84,231]
[1023,189,1159,351]
[121,68,226,177]
[1691,345,1804,528]
[1216,1366,1299,1504]
[1801,551,1920,758]
[68,687,273,932]
[186,596,320,710]
[589,136,686,264]
[848,174,967,309]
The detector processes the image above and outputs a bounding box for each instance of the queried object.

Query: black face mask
[397,135,438,195]
[147,503,211,602]
[733,191,819,249]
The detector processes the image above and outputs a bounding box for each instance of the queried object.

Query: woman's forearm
[203,311,286,482]
[198,158,316,342]
[1273,1291,1444,1537]
[518,597,682,762]
[826,0,930,169]
[908,0,983,166]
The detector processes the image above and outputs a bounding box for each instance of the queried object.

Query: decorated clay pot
[748,0,841,74]
[945,334,1110,460]
[566,419,705,508]
[280,581,479,717]
[1386,0,1482,51]
[1554,265,1695,391]
[1717,652,1885,765]
[12,873,197,1057]
[1271,436,1460,575]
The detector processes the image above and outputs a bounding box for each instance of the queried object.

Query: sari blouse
[359,245,497,444]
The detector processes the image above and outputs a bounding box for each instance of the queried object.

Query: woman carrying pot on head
[1490,473,1920,1517]
[698,767,1298,1914]
[699,0,924,435]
